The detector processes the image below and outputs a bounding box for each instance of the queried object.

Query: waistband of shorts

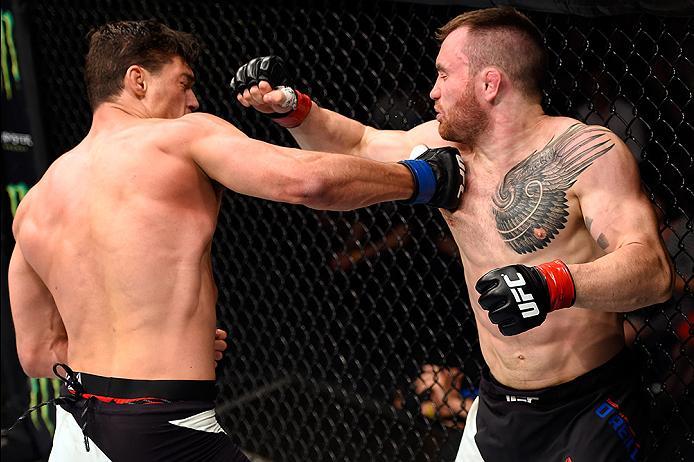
[480,348,636,405]
[72,372,216,402]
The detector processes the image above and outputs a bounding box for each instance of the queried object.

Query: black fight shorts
[456,349,648,462]
[49,372,249,462]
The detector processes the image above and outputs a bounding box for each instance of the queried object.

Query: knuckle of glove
[488,304,513,324]
[475,270,501,294]
[230,63,249,94]
[499,321,527,337]
[496,312,545,336]
[478,292,506,313]
[245,57,263,87]
[231,56,286,95]
[416,146,459,162]
[259,55,289,86]
[476,278,505,307]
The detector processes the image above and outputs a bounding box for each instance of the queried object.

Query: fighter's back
[13,118,221,380]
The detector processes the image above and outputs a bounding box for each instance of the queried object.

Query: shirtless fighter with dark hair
[234,7,673,461]
[8,19,463,461]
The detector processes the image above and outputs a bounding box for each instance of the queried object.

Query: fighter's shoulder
[135,114,245,159]
[22,152,68,202]
[11,179,42,238]
[174,112,245,137]
[405,120,457,148]
[548,116,625,147]
[137,113,241,143]
[547,118,640,192]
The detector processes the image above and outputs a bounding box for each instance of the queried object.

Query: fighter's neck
[471,104,548,169]
[88,103,149,134]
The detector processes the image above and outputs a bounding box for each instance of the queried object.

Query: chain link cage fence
[20,0,692,460]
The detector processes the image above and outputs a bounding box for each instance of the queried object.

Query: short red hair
[437,7,546,99]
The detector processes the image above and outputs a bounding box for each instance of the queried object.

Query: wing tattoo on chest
[493,124,614,254]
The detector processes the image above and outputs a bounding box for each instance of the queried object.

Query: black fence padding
[23,1,692,460]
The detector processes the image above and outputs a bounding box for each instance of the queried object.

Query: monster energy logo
[1,9,20,99]
[29,377,61,435]
[7,182,28,216]
[2,130,34,152]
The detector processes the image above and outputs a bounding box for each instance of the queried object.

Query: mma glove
[398,146,465,211]
[475,260,575,336]
[230,55,312,128]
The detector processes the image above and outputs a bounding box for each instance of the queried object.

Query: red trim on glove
[273,90,313,128]
[536,260,576,310]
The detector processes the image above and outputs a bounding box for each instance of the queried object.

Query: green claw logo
[1,10,21,99]
[7,182,28,216]
[29,378,60,435]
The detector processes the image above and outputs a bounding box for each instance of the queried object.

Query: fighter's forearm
[231,58,371,156]
[297,145,463,212]
[300,157,413,210]
[569,243,673,312]
[288,103,369,156]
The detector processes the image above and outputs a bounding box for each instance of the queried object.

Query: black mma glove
[398,146,465,211]
[475,260,576,336]
[230,56,312,128]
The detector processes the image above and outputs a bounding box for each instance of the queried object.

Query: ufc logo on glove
[501,272,540,319]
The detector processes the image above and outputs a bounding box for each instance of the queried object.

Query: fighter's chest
[443,170,581,259]
[445,123,615,260]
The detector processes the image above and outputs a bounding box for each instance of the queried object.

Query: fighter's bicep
[405,120,450,146]
[583,195,659,254]
[189,133,315,203]
[360,120,449,162]
[576,139,658,252]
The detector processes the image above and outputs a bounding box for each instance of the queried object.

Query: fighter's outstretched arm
[8,238,68,378]
[181,112,464,211]
[232,57,451,162]
[290,102,446,162]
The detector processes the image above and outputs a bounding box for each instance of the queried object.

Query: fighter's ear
[124,65,148,98]
[480,67,501,102]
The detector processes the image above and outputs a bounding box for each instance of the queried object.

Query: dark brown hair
[436,7,546,99]
[85,19,200,109]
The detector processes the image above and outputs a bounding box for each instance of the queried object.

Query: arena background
[1,0,692,460]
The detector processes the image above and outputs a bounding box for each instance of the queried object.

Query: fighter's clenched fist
[475,260,576,336]
[400,145,466,211]
[231,56,312,128]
